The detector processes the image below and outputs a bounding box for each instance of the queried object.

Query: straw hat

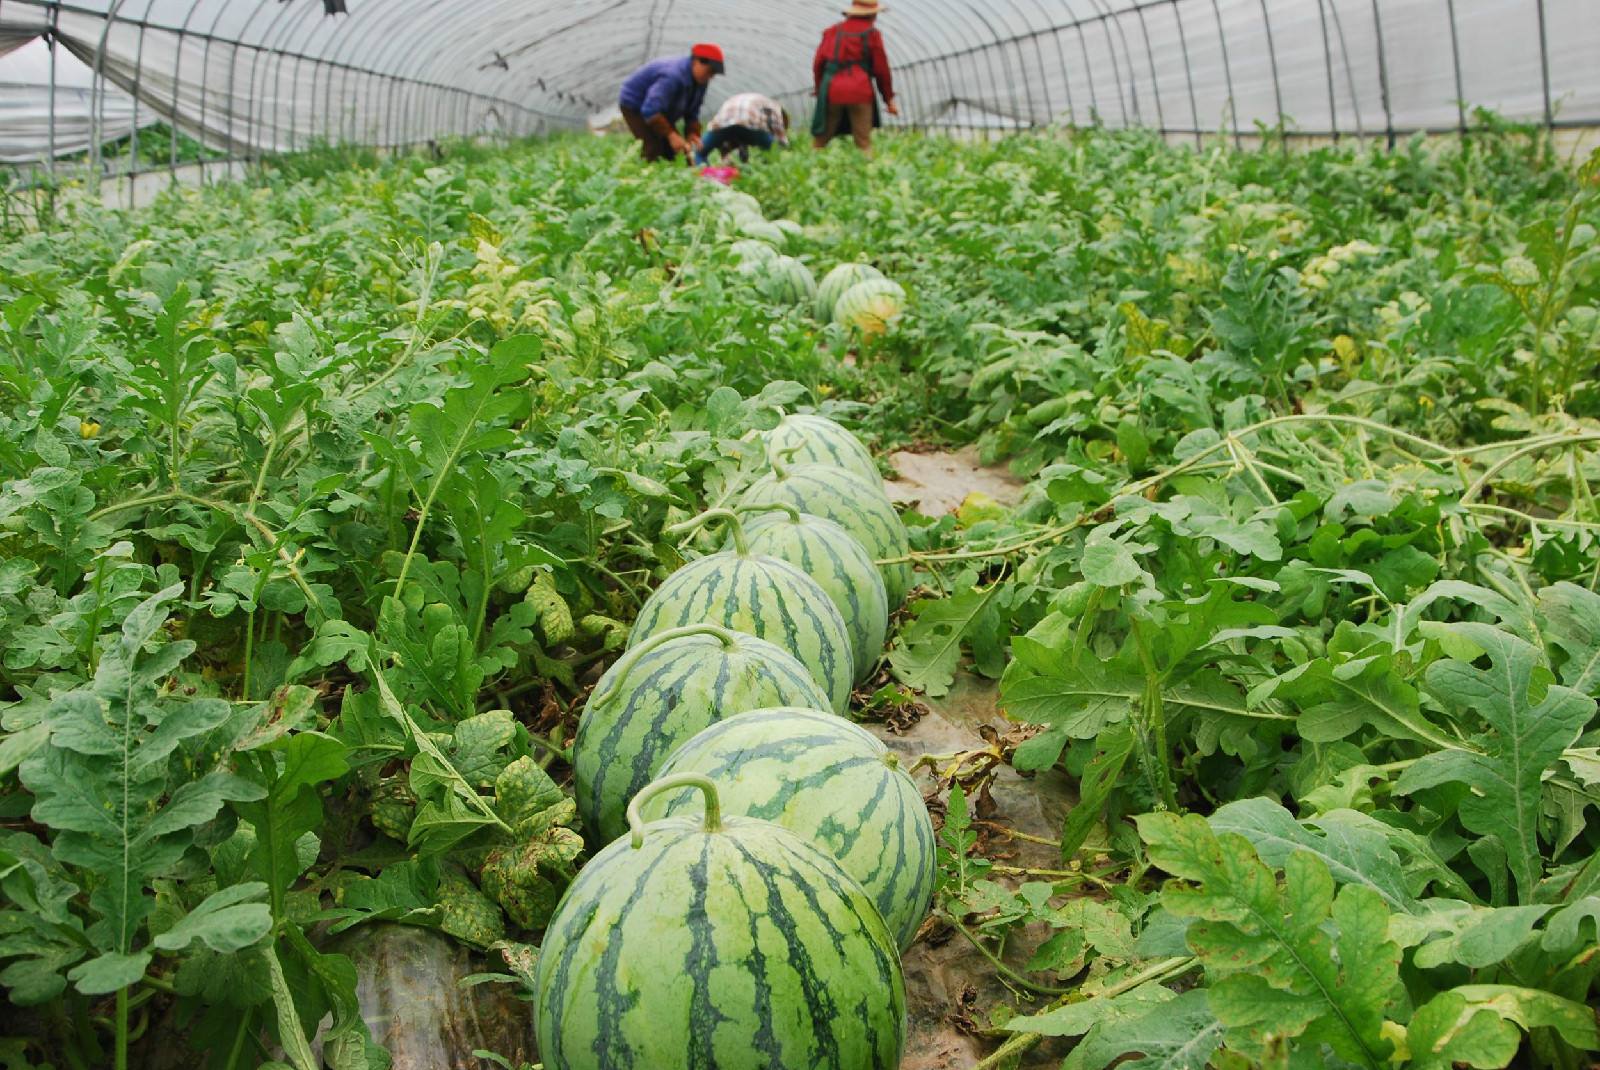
[843,0,885,16]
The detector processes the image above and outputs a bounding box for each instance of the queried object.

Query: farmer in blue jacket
[619,43,724,162]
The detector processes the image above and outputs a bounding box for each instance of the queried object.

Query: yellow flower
[80,420,101,438]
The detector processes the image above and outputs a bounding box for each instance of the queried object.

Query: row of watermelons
[714,186,909,337]
[536,411,928,1068]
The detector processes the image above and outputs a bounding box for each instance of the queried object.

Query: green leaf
[1207,797,1413,911]
[1401,624,1594,902]
[367,656,513,855]
[1540,581,1600,695]
[1057,723,1135,859]
[285,620,372,681]
[1402,990,1521,1070]
[19,586,265,982]
[264,942,320,1070]
[1412,904,1550,969]
[152,883,273,953]
[1060,988,1225,1070]
[1002,637,1138,740]
[1542,896,1600,952]
[0,832,89,1004]
[888,585,1001,698]
[1080,522,1153,587]
[66,950,151,995]
[1449,984,1600,1051]
[1138,812,1399,1068]
[1009,979,1174,1038]
[1274,651,1452,749]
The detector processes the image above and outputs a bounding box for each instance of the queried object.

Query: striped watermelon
[631,512,854,711]
[573,623,832,843]
[743,255,816,306]
[536,773,906,1070]
[814,261,885,320]
[738,463,913,606]
[772,218,806,245]
[740,217,789,248]
[728,238,780,266]
[739,504,887,682]
[834,278,907,337]
[764,412,879,482]
[715,188,764,218]
[649,709,936,950]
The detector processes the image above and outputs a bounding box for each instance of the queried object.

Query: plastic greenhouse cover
[0,38,144,164]
[0,0,1596,166]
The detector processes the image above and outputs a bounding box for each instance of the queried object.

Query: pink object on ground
[699,165,740,185]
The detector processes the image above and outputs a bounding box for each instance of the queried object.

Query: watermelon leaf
[1137,811,1400,1068]
[888,584,1001,697]
[1060,988,1225,1070]
[1397,623,1593,903]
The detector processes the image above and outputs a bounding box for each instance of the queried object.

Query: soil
[870,669,1078,1070]
[885,446,1025,517]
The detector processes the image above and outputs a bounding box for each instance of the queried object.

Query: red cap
[691,42,725,73]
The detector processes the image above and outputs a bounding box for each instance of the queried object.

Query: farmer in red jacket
[811,0,898,155]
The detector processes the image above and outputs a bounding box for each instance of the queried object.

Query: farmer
[618,43,724,162]
[811,0,898,155]
[694,93,790,165]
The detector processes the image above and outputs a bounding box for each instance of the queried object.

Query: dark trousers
[693,125,776,165]
[621,107,674,162]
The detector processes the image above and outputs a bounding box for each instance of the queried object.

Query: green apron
[811,28,881,138]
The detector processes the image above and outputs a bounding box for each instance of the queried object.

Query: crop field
[2,126,1599,1070]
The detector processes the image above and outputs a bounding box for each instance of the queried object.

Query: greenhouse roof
[0,0,1596,166]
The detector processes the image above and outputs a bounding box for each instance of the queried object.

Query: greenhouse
[2,2,1599,1069]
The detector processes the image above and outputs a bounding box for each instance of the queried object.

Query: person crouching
[619,43,724,162]
[694,93,790,165]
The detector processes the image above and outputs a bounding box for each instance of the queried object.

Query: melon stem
[628,772,723,847]
[738,501,804,525]
[593,624,740,706]
[767,445,791,480]
[667,508,750,555]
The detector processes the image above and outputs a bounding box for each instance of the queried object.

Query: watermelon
[728,238,779,266]
[536,773,906,1070]
[715,188,764,218]
[744,255,816,306]
[573,623,832,843]
[631,510,854,711]
[834,278,907,337]
[740,217,789,248]
[738,463,913,606]
[814,261,884,320]
[739,504,887,682]
[772,218,806,244]
[649,709,936,950]
[763,412,879,482]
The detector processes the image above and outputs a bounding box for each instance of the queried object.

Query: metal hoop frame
[2,0,1590,187]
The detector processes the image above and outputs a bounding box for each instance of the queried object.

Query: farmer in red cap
[619,43,724,162]
[812,0,897,155]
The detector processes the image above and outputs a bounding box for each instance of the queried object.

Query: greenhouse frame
[0,0,1596,190]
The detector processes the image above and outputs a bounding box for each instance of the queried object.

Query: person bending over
[619,43,724,162]
[694,93,790,165]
